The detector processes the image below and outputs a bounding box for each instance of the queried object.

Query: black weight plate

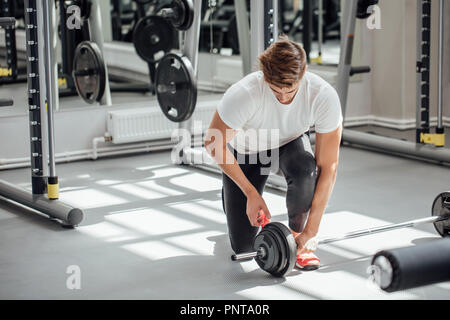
[176,0,194,31]
[264,224,288,275]
[265,222,297,277]
[254,229,280,274]
[155,53,197,122]
[133,15,176,63]
[72,41,106,104]
[262,227,287,275]
[432,192,450,237]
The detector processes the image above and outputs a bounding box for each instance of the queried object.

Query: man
[205,36,342,271]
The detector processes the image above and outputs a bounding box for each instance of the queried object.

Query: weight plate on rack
[155,53,197,122]
[171,0,194,31]
[432,192,450,237]
[72,41,106,104]
[133,15,176,63]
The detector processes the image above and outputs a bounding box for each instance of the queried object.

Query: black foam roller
[372,239,450,292]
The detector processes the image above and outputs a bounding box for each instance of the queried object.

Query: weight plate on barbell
[263,224,288,275]
[254,228,281,275]
[133,15,176,64]
[432,192,450,237]
[264,222,297,278]
[72,41,106,104]
[155,53,197,122]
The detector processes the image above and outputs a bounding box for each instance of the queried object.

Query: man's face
[268,82,300,105]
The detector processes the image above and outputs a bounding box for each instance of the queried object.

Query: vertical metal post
[269,0,278,45]
[42,0,56,177]
[263,0,278,48]
[58,0,75,90]
[41,0,59,199]
[318,0,323,59]
[302,0,313,62]
[437,0,444,132]
[250,0,278,66]
[250,0,265,65]
[36,0,49,181]
[336,0,358,119]
[24,0,46,194]
[176,0,202,163]
[416,0,431,143]
[183,0,202,73]
[234,0,251,75]
[416,0,422,141]
[89,0,112,106]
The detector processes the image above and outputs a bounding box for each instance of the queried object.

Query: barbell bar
[231,211,450,262]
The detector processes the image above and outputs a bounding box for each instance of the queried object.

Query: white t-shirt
[217,71,343,154]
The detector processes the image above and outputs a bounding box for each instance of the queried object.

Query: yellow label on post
[420,133,446,147]
[0,68,12,77]
[47,183,59,200]
[310,55,323,65]
[58,77,67,87]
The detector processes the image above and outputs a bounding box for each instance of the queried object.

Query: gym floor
[0,143,449,300]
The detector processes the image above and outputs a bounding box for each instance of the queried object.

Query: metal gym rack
[0,0,83,227]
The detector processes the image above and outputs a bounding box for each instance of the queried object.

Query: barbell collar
[231,247,265,261]
[160,8,177,19]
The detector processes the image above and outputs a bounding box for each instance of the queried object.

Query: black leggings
[222,134,318,254]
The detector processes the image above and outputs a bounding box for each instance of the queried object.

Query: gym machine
[58,0,151,104]
[416,0,445,147]
[0,1,83,227]
[58,0,114,105]
[0,0,26,84]
[337,0,450,164]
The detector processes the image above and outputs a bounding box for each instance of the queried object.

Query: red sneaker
[296,253,320,271]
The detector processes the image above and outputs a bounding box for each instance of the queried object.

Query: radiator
[106,102,217,144]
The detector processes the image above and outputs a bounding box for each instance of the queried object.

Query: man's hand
[295,232,318,255]
[246,189,271,227]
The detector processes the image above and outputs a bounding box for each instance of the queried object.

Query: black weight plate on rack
[432,192,450,237]
[133,15,176,63]
[72,41,106,104]
[265,222,298,277]
[155,53,197,122]
[174,0,194,31]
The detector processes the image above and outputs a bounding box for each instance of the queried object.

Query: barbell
[231,192,450,279]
